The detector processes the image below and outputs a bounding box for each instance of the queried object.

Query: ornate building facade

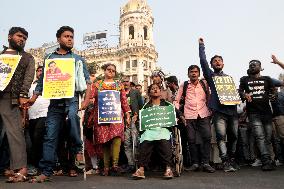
[29,0,158,90]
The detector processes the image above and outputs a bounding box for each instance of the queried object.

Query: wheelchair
[131,123,183,177]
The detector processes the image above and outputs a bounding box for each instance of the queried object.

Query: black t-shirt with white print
[239,76,273,114]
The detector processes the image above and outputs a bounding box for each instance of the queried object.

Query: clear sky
[1,0,284,83]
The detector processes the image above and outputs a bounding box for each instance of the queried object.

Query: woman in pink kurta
[92,63,130,175]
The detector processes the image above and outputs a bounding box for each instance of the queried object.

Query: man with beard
[28,26,91,182]
[0,27,35,182]
[198,38,238,172]
[239,60,282,171]
[151,70,172,102]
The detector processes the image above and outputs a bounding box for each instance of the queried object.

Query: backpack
[179,79,209,113]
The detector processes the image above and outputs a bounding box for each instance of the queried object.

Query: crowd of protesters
[0,26,284,183]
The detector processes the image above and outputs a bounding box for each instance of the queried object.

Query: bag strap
[199,79,209,103]
[182,81,189,99]
[0,46,8,55]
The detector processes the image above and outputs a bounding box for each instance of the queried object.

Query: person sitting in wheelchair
[132,83,183,179]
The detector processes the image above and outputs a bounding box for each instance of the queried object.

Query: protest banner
[0,54,21,91]
[43,58,75,99]
[139,104,177,131]
[213,76,241,105]
[98,90,122,124]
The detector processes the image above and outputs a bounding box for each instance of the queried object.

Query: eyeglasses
[106,68,116,73]
[123,80,130,83]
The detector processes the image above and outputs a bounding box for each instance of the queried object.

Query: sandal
[53,169,64,176]
[69,169,78,177]
[86,169,100,175]
[132,168,145,179]
[4,169,15,177]
[6,172,28,183]
[101,168,109,176]
[163,168,173,179]
[29,175,51,183]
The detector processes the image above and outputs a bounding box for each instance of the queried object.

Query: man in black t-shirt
[239,60,282,171]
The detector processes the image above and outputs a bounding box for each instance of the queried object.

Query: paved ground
[0,166,284,189]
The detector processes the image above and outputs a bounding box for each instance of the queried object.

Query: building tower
[119,0,158,89]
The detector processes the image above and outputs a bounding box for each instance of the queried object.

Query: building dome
[122,0,148,13]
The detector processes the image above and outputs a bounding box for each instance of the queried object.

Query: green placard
[139,105,177,131]
[213,76,241,105]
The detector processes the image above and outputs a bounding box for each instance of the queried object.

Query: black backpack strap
[0,46,8,55]
[178,81,188,112]
[199,79,209,102]
[182,81,189,99]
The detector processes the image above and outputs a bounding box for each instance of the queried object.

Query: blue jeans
[248,113,272,164]
[39,97,82,176]
[213,112,238,161]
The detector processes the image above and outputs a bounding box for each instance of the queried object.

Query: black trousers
[28,117,46,167]
[138,139,172,168]
[185,116,211,164]
[0,133,10,171]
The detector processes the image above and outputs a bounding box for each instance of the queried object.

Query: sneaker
[230,158,240,170]
[184,164,199,172]
[262,163,275,171]
[202,164,215,173]
[27,165,38,176]
[275,159,283,166]
[251,159,262,167]
[223,161,236,172]
[27,168,38,176]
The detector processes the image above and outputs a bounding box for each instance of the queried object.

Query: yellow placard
[0,54,21,91]
[43,58,75,99]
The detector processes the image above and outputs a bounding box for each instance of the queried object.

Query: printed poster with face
[0,54,21,91]
[43,58,75,99]
[213,76,241,105]
[98,90,122,124]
